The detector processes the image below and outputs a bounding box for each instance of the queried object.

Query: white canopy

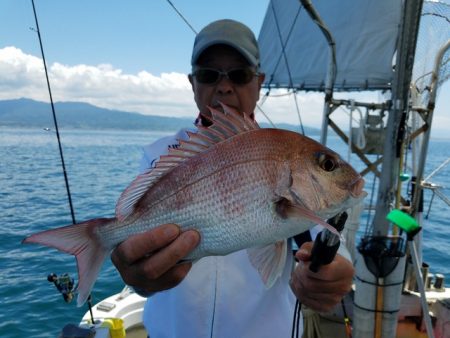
[258,0,402,91]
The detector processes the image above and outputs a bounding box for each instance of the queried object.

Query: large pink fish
[23,103,366,306]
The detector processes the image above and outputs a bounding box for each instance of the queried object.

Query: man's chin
[210,104,238,113]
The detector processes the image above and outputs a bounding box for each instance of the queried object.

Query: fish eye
[318,153,337,172]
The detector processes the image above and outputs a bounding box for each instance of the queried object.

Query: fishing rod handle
[309,212,348,273]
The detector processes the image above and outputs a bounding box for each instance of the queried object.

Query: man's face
[188,44,265,119]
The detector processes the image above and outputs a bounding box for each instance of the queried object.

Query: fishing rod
[30,0,96,324]
[30,0,76,225]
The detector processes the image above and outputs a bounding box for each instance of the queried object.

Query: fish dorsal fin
[115,103,259,221]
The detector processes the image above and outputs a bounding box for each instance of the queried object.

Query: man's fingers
[295,242,313,262]
[130,262,193,292]
[110,224,201,293]
[139,230,200,279]
[289,275,344,312]
[143,262,193,292]
[112,223,180,266]
[292,262,352,294]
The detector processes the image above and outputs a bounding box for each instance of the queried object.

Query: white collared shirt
[139,128,299,338]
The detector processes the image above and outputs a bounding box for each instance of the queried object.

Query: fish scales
[99,129,294,256]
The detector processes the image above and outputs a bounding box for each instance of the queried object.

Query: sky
[0,0,449,136]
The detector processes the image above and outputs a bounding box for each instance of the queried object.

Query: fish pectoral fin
[274,197,297,219]
[247,240,287,288]
[274,197,341,236]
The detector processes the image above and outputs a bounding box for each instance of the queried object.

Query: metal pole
[409,239,435,338]
[411,40,450,215]
[374,277,384,338]
[372,0,423,235]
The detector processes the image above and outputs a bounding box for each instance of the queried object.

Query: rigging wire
[364,166,379,236]
[256,103,277,128]
[30,0,76,226]
[292,91,305,135]
[424,156,450,181]
[270,0,305,135]
[265,1,303,88]
[165,0,197,35]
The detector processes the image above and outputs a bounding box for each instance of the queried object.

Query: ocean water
[1,126,449,337]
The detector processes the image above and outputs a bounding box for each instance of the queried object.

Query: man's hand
[111,223,201,295]
[289,241,354,312]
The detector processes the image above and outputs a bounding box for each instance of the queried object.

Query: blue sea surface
[0,127,449,337]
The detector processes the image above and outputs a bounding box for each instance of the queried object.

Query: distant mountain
[0,98,196,131]
[0,98,320,134]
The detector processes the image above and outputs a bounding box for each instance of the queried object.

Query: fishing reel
[47,273,75,303]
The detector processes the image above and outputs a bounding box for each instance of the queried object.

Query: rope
[291,300,302,338]
[353,302,400,315]
[354,275,404,287]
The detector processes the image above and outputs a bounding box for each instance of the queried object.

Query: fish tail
[22,217,115,306]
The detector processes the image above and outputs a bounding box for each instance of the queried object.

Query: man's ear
[257,73,266,101]
[257,73,266,88]
[188,73,197,93]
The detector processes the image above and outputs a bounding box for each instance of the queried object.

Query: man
[111,19,354,337]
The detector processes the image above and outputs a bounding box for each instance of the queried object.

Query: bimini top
[258,0,402,91]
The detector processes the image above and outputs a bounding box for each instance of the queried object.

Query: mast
[371,0,424,235]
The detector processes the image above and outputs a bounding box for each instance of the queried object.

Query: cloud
[0,46,448,137]
[0,46,197,119]
[0,47,48,92]
[0,46,327,127]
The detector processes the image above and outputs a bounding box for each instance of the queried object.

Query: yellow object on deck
[101,318,126,338]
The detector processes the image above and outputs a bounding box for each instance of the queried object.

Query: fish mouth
[349,176,366,198]
[315,176,367,219]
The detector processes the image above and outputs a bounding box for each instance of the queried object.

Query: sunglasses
[192,67,259,85]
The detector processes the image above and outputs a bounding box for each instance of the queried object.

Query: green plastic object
[386,209,419,233]
[399,172,411,182]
